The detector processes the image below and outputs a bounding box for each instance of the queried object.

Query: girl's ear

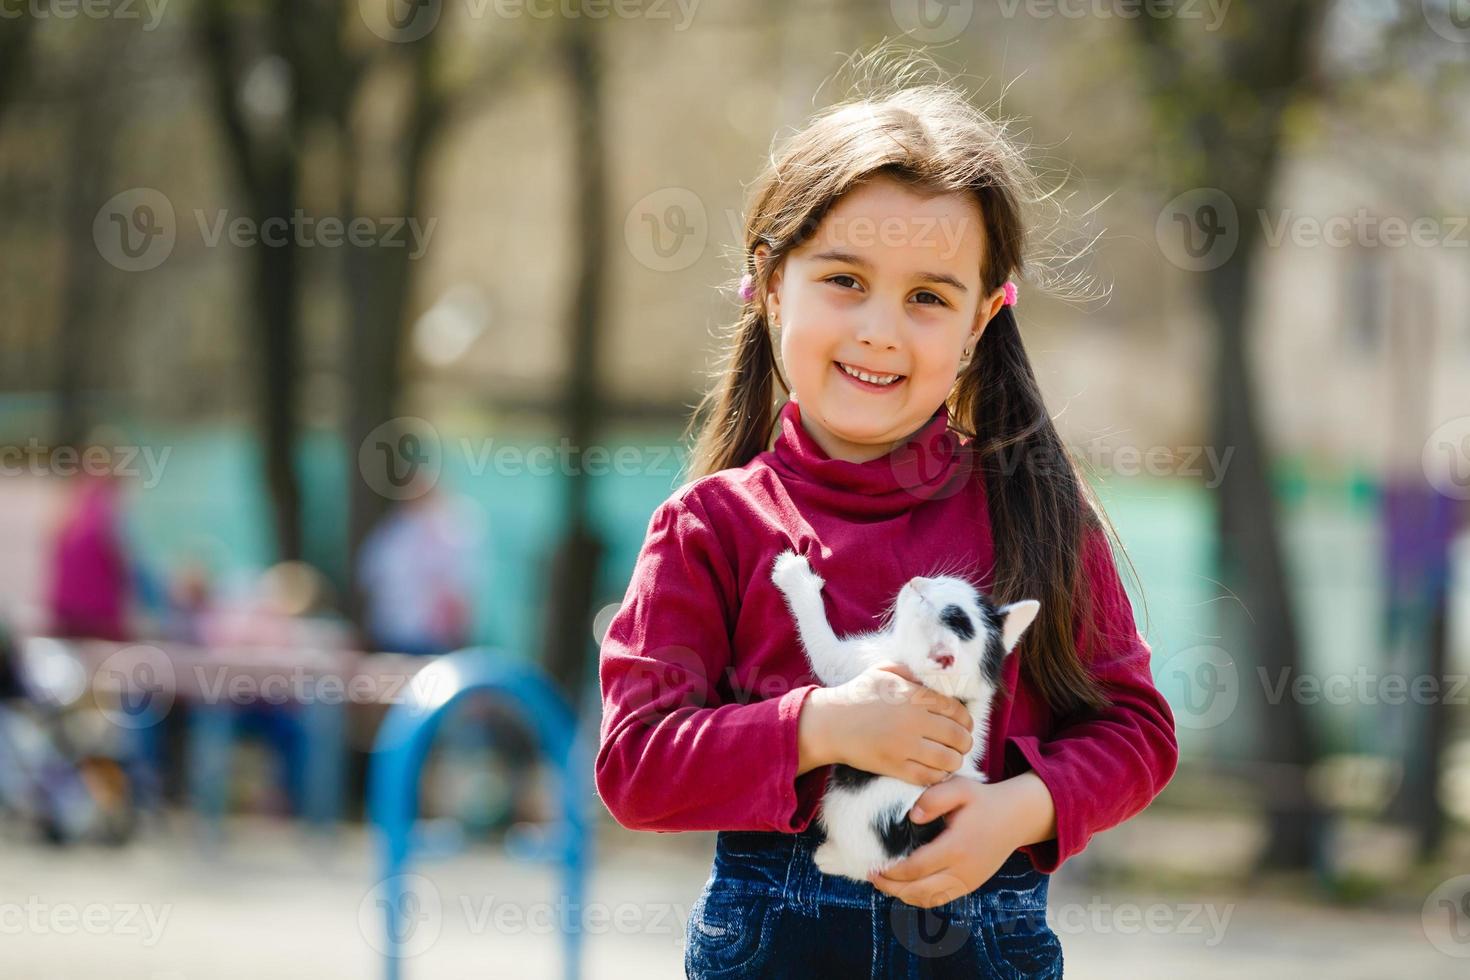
[760,249,783,318]
[976,285,1007,333]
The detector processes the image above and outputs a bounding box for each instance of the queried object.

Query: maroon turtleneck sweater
[595,397,1178,873]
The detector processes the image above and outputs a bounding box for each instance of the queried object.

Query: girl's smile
[834,360,906,391]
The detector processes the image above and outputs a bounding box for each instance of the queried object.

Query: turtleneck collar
[767,397,969,520]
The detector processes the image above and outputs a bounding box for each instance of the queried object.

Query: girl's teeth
[839,362,902,386]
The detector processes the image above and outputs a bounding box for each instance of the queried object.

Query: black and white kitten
[770,549,1040,882]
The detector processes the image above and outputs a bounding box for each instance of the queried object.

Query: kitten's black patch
[829,763,877,791]
[876,801,947,859]
[935,594,1010,687]
[977,601,1007,687]
[939,604,975,641]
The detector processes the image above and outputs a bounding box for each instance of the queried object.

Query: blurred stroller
[0,626,144,846]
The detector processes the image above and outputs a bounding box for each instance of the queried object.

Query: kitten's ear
[997,600,1040,653]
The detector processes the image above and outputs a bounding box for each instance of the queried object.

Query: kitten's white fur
[771,549,1039,882]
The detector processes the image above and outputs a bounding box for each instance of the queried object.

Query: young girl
[596,60,1178,979]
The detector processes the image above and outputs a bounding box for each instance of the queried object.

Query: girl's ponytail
[954,303,1114,718]
[684,284,788,480]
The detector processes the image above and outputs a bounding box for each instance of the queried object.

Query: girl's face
[762,175,1008,464]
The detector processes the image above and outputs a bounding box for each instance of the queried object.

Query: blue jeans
[685,824,1063,978]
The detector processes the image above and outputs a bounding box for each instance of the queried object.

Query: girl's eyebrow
[811,248,969,294]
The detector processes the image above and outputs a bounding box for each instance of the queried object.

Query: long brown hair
[682,47,1138,719]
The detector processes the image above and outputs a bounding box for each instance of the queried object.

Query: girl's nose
[853,309,899,350]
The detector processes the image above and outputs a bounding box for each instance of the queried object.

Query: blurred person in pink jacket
[46,470,132,642]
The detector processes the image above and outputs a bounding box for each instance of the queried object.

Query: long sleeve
[594,494,826,833]
[1003,525,1180,873]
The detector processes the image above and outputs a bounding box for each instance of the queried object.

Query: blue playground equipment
[368,649,595,980]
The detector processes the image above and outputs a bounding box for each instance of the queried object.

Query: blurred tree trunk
[1381,486,1456,858]
[338,30,538,628]
[195,0,305,563]
[0,9,35,118]
[194,0,533,585]
[1382,276,1457,859]
[1132,0,1333,871]
[341,38,440,625]
[54,35,122,448]
[1412,588,1451,855]
[540,17,607,704]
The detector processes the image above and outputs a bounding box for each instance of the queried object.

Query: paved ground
[1,811,1465,979]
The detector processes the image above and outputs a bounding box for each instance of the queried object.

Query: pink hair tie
[1002,280,1019,307]
[738,272,756,302]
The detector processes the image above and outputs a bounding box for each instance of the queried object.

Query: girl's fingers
[872,871,967,909]
[916,737,964,773]
[876,842,951,882]
[910,685,970,728]
[904,761,951,785]
[923,714,973,756]
[912,777,972,821]
[875,661,918,684]
[936,696,973,730]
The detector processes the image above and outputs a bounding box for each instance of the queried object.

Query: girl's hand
[798,661,973,784]
[869,774,1054,909]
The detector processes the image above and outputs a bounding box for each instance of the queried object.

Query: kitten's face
[890,576,1040,701]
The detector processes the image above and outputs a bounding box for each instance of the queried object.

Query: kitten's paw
[813,841,844,877]
[772,549,824,594]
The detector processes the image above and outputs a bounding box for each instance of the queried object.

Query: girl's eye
[825,276,946,307]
